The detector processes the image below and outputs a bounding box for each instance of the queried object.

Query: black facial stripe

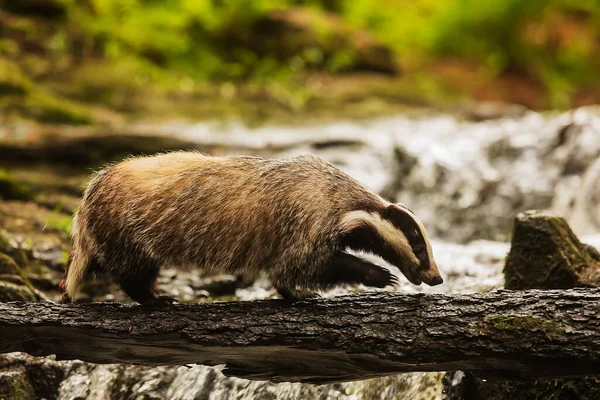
[387,208,430,269]
[339,225,420,282]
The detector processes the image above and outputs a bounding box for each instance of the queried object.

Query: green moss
[478,316,566,340]
[0,231,10,254]
[357,372,445,399]
[0,169,33,201]
[412,331,432,347]
[0,253,20,275]
[24,92,92,125]
[1,373,35,400]
[0,58,32,96]
[59,250,69,265]
[44,214,72,236]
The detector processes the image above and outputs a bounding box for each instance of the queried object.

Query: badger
[60,152,442,305]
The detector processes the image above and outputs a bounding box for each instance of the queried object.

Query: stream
[1,106,600,399]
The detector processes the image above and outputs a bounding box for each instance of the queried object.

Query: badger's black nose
[429,276,443,286]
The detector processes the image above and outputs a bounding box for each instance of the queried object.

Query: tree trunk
[2,289,600,384]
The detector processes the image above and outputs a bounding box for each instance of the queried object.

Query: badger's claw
[277,287,321,301]
[157,295,177,304]
[60,292,72,304]
[365,265,398,288]
[295,291,321,300]
[141,295,177,306]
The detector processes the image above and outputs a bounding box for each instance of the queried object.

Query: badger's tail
[59,212,93,303]
[59,247,91,303]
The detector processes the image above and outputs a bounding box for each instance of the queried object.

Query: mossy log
[2,289,600,384]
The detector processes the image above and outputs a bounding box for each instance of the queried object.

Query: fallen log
[1,289,600,384]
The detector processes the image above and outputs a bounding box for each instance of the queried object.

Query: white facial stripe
[340,210,418,265]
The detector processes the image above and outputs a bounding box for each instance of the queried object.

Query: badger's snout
[417,261,443,287]
[425,275,443,286]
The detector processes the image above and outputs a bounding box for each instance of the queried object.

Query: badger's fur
[60,152,442,304]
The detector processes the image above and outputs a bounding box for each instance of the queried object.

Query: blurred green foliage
[1,0,600,121]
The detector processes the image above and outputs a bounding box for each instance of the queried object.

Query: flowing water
[3,106,600,399]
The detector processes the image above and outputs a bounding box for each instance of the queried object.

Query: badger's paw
[294,291,321,300]
[141,295,177,306]
[365,265,398,288]
[60,292,72,304]
[277,287,321,302]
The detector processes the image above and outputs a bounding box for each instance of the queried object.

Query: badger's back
[75,152,381,277]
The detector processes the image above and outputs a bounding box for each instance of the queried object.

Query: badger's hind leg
[118,270,175,306]
[114,256,175,306]
[275,285,321,301]
[270,270,320,301]
[324,251,399,289]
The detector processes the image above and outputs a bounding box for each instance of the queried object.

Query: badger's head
[341,203,442,286]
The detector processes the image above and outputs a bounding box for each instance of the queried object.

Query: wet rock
[0,280,37,301]
[553,121,584,150]
[380,146,419,199]
[0,253,20,275]
[310,139,362,149]
[0,243,47,301]
[0,132,203,167]
[190,275,238,297]
[504,210,600,290]
[0,369,36,400]
[550,114,600,177]
[552,157,600,236]
[0,353,65,400]
[443,371,600,400]
[0,353,446,400]
[0,274,26,285]
[463,101,528,121]
[27,272,59,291]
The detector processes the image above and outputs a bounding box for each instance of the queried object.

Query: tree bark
[1,289,600,384]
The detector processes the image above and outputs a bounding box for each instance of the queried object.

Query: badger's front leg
[270,267,321,301]
[276,286,321,301]
[325,251,399,289]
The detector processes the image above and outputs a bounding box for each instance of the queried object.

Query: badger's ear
[383,203,403,219]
